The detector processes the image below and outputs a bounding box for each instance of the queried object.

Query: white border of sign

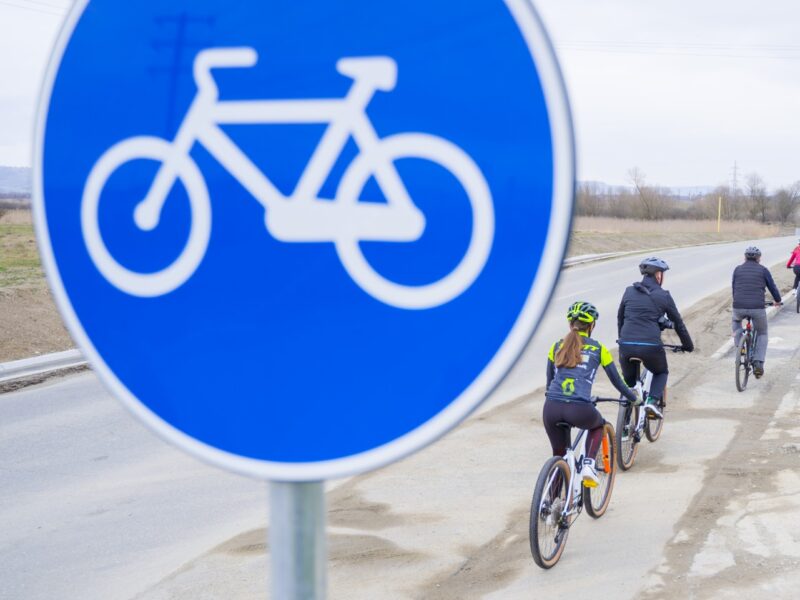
[33,0,575,481]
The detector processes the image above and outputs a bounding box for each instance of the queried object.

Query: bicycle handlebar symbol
[81,47,495,309]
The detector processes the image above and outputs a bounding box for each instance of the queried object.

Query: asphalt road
[0,235,793,599]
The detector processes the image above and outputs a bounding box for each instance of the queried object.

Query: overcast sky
[2,1,799,189]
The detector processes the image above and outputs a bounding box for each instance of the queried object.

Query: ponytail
[555,320,592,368]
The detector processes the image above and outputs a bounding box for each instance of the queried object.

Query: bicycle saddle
[555,421,571,430]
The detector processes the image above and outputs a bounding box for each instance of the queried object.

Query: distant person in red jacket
[787,240,800,295]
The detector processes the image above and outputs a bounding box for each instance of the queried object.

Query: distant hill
[0,166,31,196]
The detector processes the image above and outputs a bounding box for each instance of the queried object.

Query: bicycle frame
[136,49,423,243]
[630,363,652,435]
[544,427,596,520]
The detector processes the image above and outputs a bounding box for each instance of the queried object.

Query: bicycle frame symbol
[81,47,495,309]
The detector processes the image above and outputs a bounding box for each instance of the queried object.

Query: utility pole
[729,160,739,220]
[151,13,215,135]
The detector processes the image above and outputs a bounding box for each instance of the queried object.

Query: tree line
[577,168,800,224]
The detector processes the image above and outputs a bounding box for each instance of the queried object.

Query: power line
[556,40,800,61]
[0,0,66,17]
[15,0,70,10]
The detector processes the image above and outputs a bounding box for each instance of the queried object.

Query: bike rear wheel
[735,334,750,392]
[616,402,640,470]
[583,422,617,518]
[644,388,665,442]
[529,456,571,568]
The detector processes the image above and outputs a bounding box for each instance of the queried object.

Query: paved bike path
[3,239,795,599]
[135,282,798,598]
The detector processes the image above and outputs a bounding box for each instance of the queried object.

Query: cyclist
[732,246,783,378]
[617,257,694,420]
[786,240,800,295]
[544,301,639,487]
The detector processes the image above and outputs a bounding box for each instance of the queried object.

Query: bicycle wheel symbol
[334,134,493,309]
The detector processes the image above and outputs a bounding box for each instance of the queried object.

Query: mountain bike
[529,397,623,569]
[616,344,684,470]
[735,302,778,392]
[81,47,494,309]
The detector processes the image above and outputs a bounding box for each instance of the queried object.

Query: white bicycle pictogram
[81,47,495,309]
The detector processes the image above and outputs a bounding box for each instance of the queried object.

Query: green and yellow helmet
[567,301,599,324]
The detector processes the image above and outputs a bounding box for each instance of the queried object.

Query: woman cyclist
[544,301,638,487]
[786,240,800,295]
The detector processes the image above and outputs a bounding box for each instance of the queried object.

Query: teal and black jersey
[545,332,636,403]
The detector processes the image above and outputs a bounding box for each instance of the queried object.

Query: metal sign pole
[269,481,327,599]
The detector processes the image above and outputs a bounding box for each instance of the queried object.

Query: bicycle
[616,344,684,470]
[529,397,623,569]
[81,47,495,309]
[735,302,778,392]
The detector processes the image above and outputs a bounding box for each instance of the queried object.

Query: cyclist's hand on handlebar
[681,345,694,353]
[630,389,643,406]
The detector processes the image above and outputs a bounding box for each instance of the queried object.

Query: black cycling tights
[543,398,604,458]
[620,345,668,401]
[793,265,800,290]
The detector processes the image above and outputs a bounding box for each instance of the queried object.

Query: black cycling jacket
[732,260,781,309]
[617,275,694,350]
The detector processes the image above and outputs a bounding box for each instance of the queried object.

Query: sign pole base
[269,481,327,599]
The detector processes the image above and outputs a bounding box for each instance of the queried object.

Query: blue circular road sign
[36,0,574,479]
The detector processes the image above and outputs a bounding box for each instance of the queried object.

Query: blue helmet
[745,246,761,259]
[639,257,670,275]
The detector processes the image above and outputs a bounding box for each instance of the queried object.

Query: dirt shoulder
[636,285,800,598]
[0,209,73,362]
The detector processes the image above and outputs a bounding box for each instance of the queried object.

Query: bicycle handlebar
[591,396,630,406]
[662,343,686,353]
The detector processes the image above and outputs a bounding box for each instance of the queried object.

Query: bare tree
[745,172,769,223]
[627,167,663,220]
[576,182,604,217]
[773,182,800,224]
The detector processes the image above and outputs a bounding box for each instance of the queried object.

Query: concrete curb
[710,291,794,360]
[0,349,87,387]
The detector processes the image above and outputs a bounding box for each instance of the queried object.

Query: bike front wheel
[335,133,494,309]
[735,334,750,392]
[81,136,211,297]
[529,456,571,569]
[616,402,640,470]
[583,422,617,518]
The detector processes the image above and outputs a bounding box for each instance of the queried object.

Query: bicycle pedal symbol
[81,47,495,309]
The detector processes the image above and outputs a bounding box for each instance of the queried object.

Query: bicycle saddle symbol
[81,47,495,309]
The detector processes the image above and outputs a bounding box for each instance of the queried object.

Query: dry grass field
[568,217,786,257]
[0,208,73,361]
[0,209,792,362]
